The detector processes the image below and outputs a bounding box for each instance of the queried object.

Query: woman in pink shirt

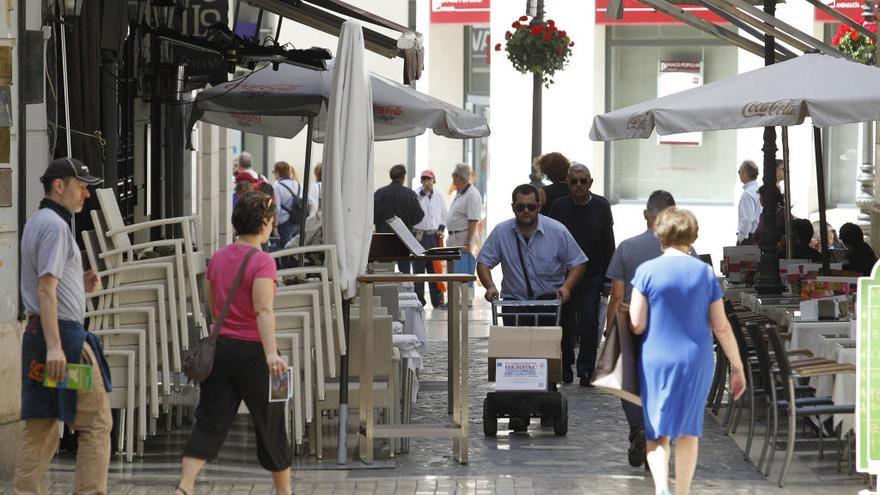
[175,192,291,495]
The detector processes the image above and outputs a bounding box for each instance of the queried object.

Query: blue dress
[631,254,723,440]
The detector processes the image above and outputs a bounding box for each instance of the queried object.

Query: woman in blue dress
[629,207,745,495]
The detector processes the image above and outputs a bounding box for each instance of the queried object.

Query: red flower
[531,25,544,35]
[512,21,521,28]
[548,25,558,32]
[519,15,528,21]
[837,24,849,36]
[547,19,555,27]
[569,41,575,47]
[505,31,512,40]
[851,29,860,41]
[494,43,502,51]
[559,30,567,38]
[544,33,552,40]
[833,34,841,45]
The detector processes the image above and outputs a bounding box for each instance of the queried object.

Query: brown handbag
[590,303,641,405]
[183,247,258,383]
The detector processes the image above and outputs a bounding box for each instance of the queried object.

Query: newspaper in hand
[269,367,293,402]
[43,363,94,391]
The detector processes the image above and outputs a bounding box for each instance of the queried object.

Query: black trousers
[621,333,645,440]
[411,232,443,306]
[183,337,292,472]
[569,273,605,378]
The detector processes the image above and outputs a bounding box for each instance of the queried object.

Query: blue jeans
[569,272,604,378]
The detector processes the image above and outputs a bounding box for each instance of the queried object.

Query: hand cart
[483,299,568,437]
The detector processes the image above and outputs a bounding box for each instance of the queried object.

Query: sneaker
[579,375,593,388]
[628,429,646,467]
[434,303,448,310]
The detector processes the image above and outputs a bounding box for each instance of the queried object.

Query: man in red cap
[412,169,448,307]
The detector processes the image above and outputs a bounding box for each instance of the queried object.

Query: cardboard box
[488,326,562,384]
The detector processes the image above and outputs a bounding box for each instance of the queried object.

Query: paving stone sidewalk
[0,302,870,494]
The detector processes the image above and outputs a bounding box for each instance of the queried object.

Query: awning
[244,0,424,82]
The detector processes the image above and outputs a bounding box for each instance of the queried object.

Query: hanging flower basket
[494,15,574,88]
[832,23,878,65]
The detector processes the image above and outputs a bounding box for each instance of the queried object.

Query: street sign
[431,0,490,25]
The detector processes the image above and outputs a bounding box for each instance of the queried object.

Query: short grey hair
[568,162,591,177]
[739,160,758,180]
[452,163,471,180]
[239,151,253,169]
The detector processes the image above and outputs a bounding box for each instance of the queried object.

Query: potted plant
[495,15,574,87]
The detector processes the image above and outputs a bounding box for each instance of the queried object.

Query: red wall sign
[814,0,864,22]
[596,0,727,25]
[431,0,490,25]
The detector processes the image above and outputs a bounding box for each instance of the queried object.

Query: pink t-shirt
[207,244,277,342]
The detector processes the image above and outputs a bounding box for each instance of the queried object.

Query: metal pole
[529,0,544,164]
[299,117,313,248]
[755,0,784,294]
[16,0,27,320]
[337,298,351,464]
[60,19,72,154]
[782,127,793,259]
[814,126,831,274]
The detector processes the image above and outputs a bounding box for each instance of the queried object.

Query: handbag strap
[514,230,535,299]
[210,247,259,338]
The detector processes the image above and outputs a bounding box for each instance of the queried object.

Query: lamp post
[755,0,785,294]
[527,0,544,164]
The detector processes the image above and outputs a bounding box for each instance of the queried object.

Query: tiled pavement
[0,299,871,494]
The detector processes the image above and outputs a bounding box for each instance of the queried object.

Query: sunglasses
[568,178,590,185]
[513,203,538,212]
[420,176,432,181]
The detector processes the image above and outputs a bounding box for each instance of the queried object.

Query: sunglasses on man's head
[568,178,589,185]
[513,203,538,212]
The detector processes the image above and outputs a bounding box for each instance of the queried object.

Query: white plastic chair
[92,189,207,338]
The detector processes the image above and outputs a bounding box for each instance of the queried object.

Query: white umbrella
[590,53,880,141]
[321,20,374,464]
[589,53,880,272]
[189,60,489,141]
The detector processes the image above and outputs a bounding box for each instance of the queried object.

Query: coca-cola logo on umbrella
[374,105,403,123]
[741,99,799,118]
[626,112,650,130]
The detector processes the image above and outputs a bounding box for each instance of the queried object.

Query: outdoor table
[811,336,856,398]
[356,272,475,465]
[830,345,857,433]
[787,320,852,352]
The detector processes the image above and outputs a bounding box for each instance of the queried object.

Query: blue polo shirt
[477,215,588,300]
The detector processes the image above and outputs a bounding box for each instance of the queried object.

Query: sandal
[173,487,189,495]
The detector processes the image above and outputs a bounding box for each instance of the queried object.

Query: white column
[199,122,220,255]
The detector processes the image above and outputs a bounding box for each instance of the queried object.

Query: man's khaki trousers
[13,342,113,495]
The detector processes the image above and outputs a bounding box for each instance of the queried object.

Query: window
[605,26,738,203]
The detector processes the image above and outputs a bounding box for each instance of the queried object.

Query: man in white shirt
[737,160,760,244]
[446,163,482,305]
[412,169,449,307]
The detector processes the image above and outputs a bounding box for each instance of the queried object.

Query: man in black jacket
[548,163,615,385]
[374,164,424,273]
